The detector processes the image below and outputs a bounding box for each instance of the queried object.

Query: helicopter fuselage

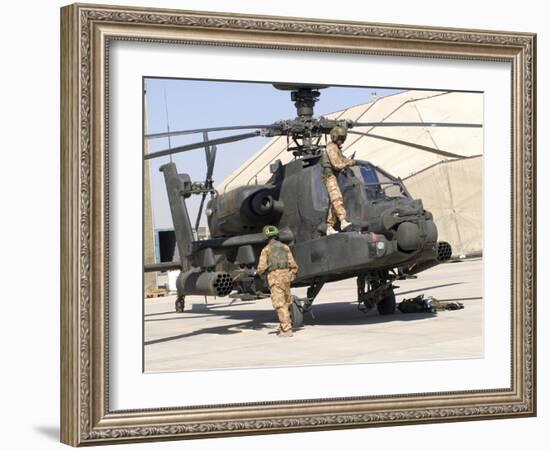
[203,156,446,292]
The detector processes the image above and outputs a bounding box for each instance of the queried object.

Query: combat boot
[278,330,293,337]
[340,219,352,231]
[326,225,338,235]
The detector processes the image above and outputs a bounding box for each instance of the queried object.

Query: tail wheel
[290,295,304,328]
[377,289,396,315]
[175,295,185,313]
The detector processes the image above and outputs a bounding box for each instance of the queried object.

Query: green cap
[263,225,279,239]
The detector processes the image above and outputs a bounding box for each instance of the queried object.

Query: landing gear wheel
[290,295,304,328]
[377,290,396,315]
[175,295,185,313]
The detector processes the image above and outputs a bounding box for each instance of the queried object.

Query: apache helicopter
[144,83,481,327]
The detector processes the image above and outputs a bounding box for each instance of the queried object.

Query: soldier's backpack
[398,295,436,314]
[319,147,341,179]
[398,294,464,313]
[267,240,290,271]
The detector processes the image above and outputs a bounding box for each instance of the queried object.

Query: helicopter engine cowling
[207,185,283,237]
[250,191,284,216]
[176,270,234,297]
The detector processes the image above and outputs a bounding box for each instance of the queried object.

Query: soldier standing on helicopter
[320,126,356,235]
[257,225,299,337]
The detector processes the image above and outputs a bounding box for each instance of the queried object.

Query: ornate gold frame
[60,3,536,446]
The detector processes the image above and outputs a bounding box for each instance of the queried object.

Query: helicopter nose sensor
[396,222,420,252]
[395,220,438,252]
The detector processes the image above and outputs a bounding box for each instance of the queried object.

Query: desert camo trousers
[323,172,347,227]
[267,269,294,333]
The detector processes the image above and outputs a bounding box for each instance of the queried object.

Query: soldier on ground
[257,225,299,337]
[320,126,356,235]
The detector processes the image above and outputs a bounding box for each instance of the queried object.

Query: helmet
[330,126,347,143]
[263,225,279,239]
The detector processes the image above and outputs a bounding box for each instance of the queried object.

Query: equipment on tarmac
[144,83,480,327]
[398,295,465,314]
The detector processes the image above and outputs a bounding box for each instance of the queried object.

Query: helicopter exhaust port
[176,270,234,297]
[250,190,284,216]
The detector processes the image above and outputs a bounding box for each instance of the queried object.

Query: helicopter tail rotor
[195,131,218,232]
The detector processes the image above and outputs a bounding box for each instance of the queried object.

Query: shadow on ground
[144,299,437,346]
[395,282,463,297]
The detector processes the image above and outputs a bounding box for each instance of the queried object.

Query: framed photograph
[60,3,536,446]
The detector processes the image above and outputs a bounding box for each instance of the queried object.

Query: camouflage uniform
[257,239,298,334]
[322,142,356,227]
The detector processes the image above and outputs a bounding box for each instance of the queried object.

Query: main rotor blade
[352,122,482,128]
[145,125,273,140]
[348,130,465,159]
[144,132,260,160]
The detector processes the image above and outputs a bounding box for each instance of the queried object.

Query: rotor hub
[291,88,321,119]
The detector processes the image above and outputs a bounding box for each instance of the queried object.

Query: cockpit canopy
[354,162,410,202]
[311,160,410,213]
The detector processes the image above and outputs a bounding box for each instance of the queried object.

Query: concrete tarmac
[144,258,483,372]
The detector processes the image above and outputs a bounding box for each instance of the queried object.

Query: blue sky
[144,78,403,230]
